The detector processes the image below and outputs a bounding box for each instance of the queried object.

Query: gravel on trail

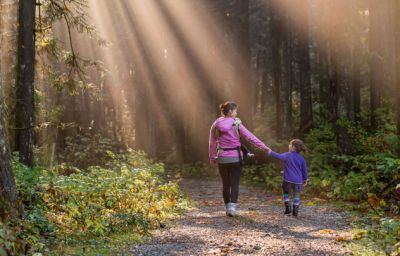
[130,179,353,256]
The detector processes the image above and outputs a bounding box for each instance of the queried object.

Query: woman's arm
[239,123,270,151]
[209,121,218,163]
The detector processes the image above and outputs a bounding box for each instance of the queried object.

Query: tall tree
[282,11,293,136]
[15,0,36,166]
[369,0,384,130]
[270,0,283,139]
[395,0,400,154]
[297,0,313,134]
[232,0,253,129]
[0,63,18,220]
[351,42,361,123]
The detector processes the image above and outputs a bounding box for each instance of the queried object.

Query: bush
[176,162,218,179]
[59,133,121,168]
[1,150,186,255]
[299,122,399,211]
[369,218,400,255]
[242,164,282,192]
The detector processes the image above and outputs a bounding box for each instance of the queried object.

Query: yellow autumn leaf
[319,229,336,234]
[335,235,351,241]
[305,201,316,206]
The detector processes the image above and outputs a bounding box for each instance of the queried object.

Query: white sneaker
[225,203,230,216]
[227,203,238,217]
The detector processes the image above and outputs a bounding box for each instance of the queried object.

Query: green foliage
[243,164,282,192]
[59,132,121,168]
[0,221,26,256]
[369,218,400,255]
[1,150,186,255]
[298,121,400,213]
[177,162,218,179]
[350,218,400,255]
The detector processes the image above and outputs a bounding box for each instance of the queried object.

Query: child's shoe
[284,202,291,215]
[292,205,299,217]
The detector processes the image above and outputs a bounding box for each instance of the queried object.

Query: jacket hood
[216,117,235,133]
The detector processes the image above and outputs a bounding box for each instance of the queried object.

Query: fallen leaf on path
[335,235,351,241]
[305,201,316,206]
[318,229,337,234]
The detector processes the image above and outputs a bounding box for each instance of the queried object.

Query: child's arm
[267,149,288,161]
[302,159,308,184]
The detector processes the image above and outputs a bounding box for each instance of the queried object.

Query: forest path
[130,179,353,256]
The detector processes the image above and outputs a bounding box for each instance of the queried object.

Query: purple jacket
[268,151,308,184]
[209,117,269,162]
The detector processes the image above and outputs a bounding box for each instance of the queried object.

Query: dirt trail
[130,179,352,256]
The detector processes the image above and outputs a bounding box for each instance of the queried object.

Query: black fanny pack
[219,144,251,165]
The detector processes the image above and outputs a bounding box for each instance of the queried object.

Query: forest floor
[130,179,354,256]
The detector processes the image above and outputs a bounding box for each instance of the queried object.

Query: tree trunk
[233,0,253,129]
[369,0,384,130]
[0,68,18,220]
[283,14,293,137]
[351,46,361,123]
[395,0,400,155]
[15,0,36,166]
[297,0,313,134]
[328,44,339,122]
[317,46,329,119]
[270,1,283,139]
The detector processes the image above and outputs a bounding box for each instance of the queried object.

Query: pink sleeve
[239,123,269,151]
[209,120,218,161]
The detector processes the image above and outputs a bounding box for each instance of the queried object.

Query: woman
[209,101,270,217]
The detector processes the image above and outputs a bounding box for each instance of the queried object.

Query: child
[267,139,308,217]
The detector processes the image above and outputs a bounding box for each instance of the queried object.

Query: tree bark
[351,46,361,123]
[270,1,283,139]
[0,65,18,220]
[297,0,313,134]
[328,44,339,122]
[15,0,36,166]
[369,0,384,130]
[394,0,400,155]
[233,0,253,130]
[283,13,293,137]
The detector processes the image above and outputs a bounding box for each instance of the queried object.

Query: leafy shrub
[369,218,400,255]
[0,221,27,256]
[43,163,181,238]
[298,121,400,213]
[59,133,121,168]
[176,162,218,179]
[353,218,400,255]
[243,163,282,192]
[1,150,186,255]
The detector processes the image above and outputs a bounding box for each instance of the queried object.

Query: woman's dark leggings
[218,162,243,204]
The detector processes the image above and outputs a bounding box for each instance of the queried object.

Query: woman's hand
[210,159,217,166]
[303,180,308,186]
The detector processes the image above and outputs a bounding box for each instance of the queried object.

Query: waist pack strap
[218,146,243,166]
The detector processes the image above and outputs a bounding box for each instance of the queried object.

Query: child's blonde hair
[290,139,306,153]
